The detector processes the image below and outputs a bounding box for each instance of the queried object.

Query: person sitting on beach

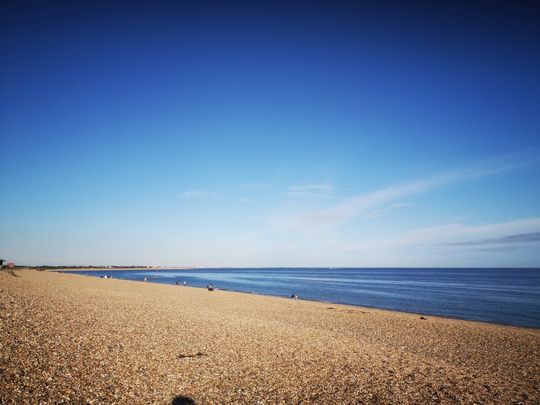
[182,281,186,286]
[176,281,179,285]
[291,293,298,300]
[207,283,214,291]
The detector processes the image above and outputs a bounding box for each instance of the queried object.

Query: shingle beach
[1,270,539,404]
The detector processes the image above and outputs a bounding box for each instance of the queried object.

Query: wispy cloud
[446,232,540,246]
[406,218,540,245]
[338,218,540,258]
[304,180,429,223]
[269,158,538,231]
[271,179,432,230]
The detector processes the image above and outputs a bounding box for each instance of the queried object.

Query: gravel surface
[1,270,539,404]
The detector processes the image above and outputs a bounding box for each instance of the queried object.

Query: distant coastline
[46,266,195,272]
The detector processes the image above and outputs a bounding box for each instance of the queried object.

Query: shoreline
[2,270,539,404]
[32,266,540,273]
[62,268,540,331]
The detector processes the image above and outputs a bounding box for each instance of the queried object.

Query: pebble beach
[1,269,539,404]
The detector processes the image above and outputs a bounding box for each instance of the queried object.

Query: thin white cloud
[406,218,540,246]
[336,218,540,263]
[447,232,540,246]
[269,159,538,231]
[271,179,432,230]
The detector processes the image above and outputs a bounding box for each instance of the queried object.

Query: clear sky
[1,1,539,267]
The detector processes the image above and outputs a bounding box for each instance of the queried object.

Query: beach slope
[1,270,539,404]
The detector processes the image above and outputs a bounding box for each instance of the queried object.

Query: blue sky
[1,1,539,267]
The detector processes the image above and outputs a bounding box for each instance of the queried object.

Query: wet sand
[1,270,539,404]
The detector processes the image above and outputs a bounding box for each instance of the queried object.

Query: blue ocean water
[70,268,540,329]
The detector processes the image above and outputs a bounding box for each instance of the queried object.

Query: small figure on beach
[291,293,298,300]
[182,281,186,286]
[207,283,214,291]
[176,281,179,285]
[144,277,147,282]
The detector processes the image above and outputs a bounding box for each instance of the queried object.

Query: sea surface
[69,268,540,329]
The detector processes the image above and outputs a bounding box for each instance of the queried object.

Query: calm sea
[70,268,540,329]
